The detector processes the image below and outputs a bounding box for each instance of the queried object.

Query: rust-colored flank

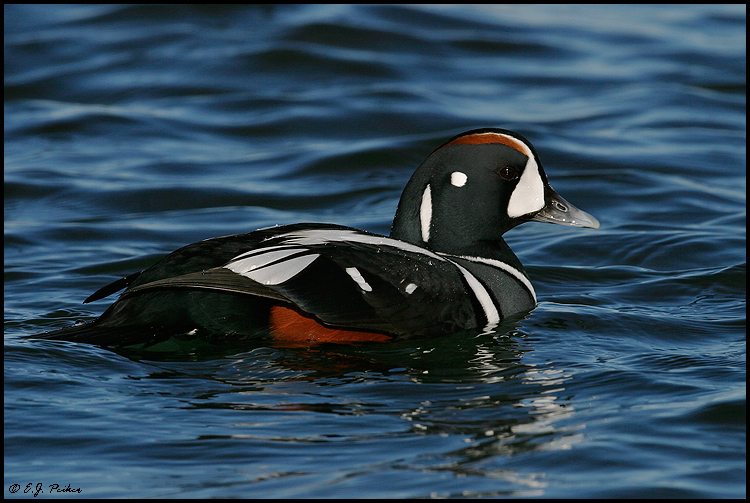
[269,305,393,345]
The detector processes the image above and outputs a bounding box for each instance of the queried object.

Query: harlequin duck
[35,128,599,347]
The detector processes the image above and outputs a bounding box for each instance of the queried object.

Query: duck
[35,128,599,347]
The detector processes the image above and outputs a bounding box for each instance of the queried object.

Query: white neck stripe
[444,258,501,329]
[440,253,537,303]
[420,184,432,242]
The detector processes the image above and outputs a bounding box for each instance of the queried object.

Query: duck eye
[497,166,519,180]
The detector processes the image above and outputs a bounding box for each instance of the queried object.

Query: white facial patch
[506,156,545,218]
[404,283,417,294]
[420,184,432,242]
[450,171,467,187]
[345,267,372,292]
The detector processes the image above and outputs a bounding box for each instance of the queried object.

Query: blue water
[4,4,745,498]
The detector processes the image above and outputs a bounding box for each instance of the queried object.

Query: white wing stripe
[225,251,320,285]
[345,267,373,292]
[228,247,308,271]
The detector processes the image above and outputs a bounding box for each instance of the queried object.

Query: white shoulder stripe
[272,228,449,262]
[441,253,536,303]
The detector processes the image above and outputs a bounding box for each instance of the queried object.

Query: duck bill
[531,188,600,229]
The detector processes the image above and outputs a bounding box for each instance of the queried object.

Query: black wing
[118,228,484,337]
[34,225,488,345]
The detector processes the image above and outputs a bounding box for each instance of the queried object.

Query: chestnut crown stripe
[435,132,531,157]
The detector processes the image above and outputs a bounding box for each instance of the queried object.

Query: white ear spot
[420,184,432,242]
[404,283,417,294]
[450,171,467,187]
[507,157,545,218]
[345,267,372,292]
